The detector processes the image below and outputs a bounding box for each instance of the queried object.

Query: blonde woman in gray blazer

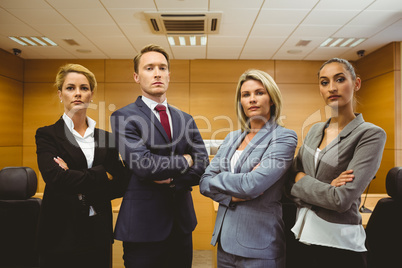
[290,58,386,268]
[200,69,297,268]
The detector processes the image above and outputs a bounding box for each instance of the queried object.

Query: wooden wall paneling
[0,76,23,146]
[170,60,190,83]
[23,83,64,146]
[105,60,134,83]
[394,42,402,166]
[112,212,124,268]
[165,82,190,114]
[355,44,397,193]
[275,60,324,84]
[190,60,275,83]
[104,82,141,132]
[279,83,325,147]
[369,148,395,193]
[85,83,104,128]
[354,43,396,80]
[192,186,215,250]
[24,59,105,83]
[190,82,238,140]
[0,147,22,170]
[0,48,24,81]
[357,72,395,149]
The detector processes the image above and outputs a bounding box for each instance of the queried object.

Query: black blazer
[111,96,209,243]
[35,118,130,254]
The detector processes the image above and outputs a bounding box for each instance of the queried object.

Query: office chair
[0,166,41,268]
[365,167,402,268]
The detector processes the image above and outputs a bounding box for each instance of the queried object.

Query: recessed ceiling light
[201,36,207,46]
[330,38,344,47]
[320,37,366,48]
[190,36,196,46]
[168,36,175,46]
[350,38,366,47]
[8,36,58,46]
[179,36,186,46]
[167,35,207,46]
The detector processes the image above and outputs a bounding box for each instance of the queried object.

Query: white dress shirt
[62,113,97,216]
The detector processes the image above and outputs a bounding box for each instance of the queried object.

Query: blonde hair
[133,44,170,73]
[55,64,97,92]
[235,69,283,131]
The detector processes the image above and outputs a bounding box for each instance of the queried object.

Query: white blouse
[230,150,243,173]
[62,113,97,216]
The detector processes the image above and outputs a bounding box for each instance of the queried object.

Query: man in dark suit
[111,44,209,268]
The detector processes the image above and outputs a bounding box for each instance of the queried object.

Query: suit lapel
[315,114,365,174]
[54,118,88,169]
[168,105,183,152]
[93,129,107,166]
[136,97,171,143]
[234,120,276,173]
[227,131,247,173]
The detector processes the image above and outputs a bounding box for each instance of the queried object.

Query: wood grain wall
[355,42,401,193]
[0,49,24,169]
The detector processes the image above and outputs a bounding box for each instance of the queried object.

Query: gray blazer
[291,113,386,225]
[199,119,297,259]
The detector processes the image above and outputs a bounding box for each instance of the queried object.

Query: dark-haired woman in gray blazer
[200,69,297,268]
[290,58,386,268]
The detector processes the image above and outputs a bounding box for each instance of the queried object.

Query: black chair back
[365,167,402,268]
[0,167,42,268]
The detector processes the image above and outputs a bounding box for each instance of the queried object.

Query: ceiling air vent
[144,11,222,34]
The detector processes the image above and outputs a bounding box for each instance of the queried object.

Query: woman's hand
[54,156,69,170]
[331,170,354,187]
[295,172,306,183]
[252,163,260,171]
[230,163,262,203]
[231,196,247,202]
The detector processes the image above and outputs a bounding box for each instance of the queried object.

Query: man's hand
[106,172,114,181]
[154,178,173,184]
[183,154,193,167]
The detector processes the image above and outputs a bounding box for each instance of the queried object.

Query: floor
[193,250,214,268]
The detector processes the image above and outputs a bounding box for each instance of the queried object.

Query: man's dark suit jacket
[111,96,209,242]
[35,118,130,254]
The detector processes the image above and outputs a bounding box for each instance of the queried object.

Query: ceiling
[0,0,401,61]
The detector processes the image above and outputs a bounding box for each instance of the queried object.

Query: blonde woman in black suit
[35,64,129,268]
[290,58,386,268]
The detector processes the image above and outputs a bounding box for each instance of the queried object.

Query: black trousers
[293,241,367,268]
[122,223,193,268]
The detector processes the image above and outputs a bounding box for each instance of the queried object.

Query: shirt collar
[141,95,168,111]
[62,113,96,138]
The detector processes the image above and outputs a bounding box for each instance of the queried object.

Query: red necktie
[155,104,172,140]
